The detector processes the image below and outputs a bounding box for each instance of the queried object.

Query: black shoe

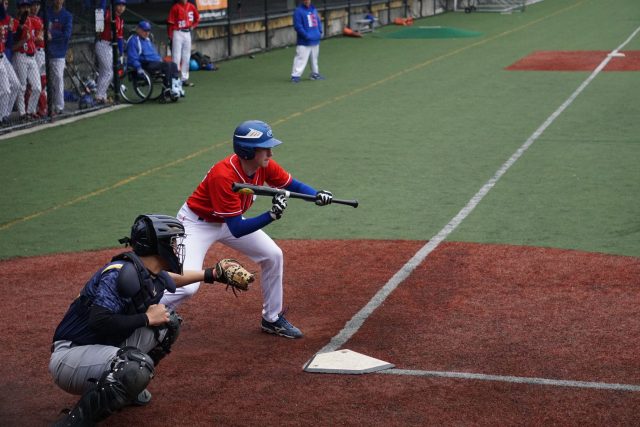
[182,80,194,87]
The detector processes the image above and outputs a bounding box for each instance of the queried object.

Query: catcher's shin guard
[147,311,182,365]
[54,347,155,426]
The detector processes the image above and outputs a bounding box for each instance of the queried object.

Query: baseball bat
[232,183,359,208]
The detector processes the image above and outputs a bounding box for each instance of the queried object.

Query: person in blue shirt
[290,0,325,83]
[46,0,72,114]
[126,20,183,99]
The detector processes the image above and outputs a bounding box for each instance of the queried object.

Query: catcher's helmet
[126,214,186,274]
[232,120,282,160]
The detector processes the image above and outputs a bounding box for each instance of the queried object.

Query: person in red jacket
[167,0,199,87]
[28,0,46,116]
[12,0,41,119]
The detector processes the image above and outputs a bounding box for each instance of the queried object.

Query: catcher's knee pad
[56,347,154,426]
[112,346,155,399]
[148,311,182,365]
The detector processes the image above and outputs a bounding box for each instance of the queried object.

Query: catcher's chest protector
[112,252,175,314]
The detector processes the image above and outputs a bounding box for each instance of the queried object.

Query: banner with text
[196,0,228,21]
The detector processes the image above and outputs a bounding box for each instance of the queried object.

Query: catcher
[50,214,253,426]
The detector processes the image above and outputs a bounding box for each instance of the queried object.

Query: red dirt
[1,240,639,426]
[505,50,640,71]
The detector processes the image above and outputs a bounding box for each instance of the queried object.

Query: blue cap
[114,0,127,4]
[138,20,151,31]
[18,0,32,6]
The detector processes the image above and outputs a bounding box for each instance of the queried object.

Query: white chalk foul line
[316,24,640,357]
[380,369,640,392]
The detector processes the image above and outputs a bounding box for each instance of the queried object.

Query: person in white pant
[160,120,334,339]
[94,0,126,103]
[0,54,20,123]
[167,0,199,86]
[46,0,72,114]
[0,2,20,123]
[11,0,40,119]
[290,0,325,83]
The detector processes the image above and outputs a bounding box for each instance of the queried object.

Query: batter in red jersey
[160,120,334,338]
[167,0,199,86]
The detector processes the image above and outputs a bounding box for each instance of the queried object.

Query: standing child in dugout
[94,0,126,104]
[160,120,334,339]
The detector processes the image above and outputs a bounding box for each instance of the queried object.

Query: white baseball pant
[49,326,166,395]
[171,30,191,82]
[35,48,45,75]
[12,52,41,115]
[95,40,113,101]
[0,55,20,120]
[160,203,285,323]
[291,44,319,78]
[49,57,66,112]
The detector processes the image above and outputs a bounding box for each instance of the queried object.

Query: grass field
[1,1,639,424]
[1,0,637,259]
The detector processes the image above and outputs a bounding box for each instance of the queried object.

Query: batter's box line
[379,368,640,392]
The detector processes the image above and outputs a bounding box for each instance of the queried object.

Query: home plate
[303,349,395,374]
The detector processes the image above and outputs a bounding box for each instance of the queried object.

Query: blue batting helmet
[233,120,282,160]
[114,0,127,5]
[138,20,151,31]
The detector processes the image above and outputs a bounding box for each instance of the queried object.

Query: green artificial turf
[0,0,638,259]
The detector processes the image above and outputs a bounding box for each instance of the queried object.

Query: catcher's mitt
[212,258,255,296]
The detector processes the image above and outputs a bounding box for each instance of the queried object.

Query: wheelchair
[117,31,181,104]
[118,66,178,104]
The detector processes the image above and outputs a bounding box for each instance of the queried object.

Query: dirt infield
[506,50,640,71]
[1,240,639,426]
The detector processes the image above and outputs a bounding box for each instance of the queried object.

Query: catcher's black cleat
[131,389,152,406]
[261,314,303,339]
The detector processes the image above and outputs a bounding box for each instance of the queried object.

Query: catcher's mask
[120,214,186,274]
[232,120,283,160]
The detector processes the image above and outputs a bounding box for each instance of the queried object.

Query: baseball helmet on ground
[125,214,186,274]
[233,120,282,160]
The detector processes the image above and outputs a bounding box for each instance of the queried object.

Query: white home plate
[303,349,395,374]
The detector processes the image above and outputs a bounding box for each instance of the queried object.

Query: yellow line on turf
[0,0,583,232]
[0,142,228,231]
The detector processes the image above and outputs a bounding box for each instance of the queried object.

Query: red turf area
[506,50,640,71]
[1,241,639,426]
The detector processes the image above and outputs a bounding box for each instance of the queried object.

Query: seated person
[126,20,183,98]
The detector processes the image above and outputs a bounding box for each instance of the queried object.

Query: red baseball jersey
[13,15,36,55]
[30,15,44,49]
[167,1,200,33]
[99,10,124,42]
[0,15,16,52]
[187,154,292,223]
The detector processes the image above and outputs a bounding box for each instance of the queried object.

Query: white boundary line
[0,104,130,141]
[380,369,640,392]
[315,23,640,368]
